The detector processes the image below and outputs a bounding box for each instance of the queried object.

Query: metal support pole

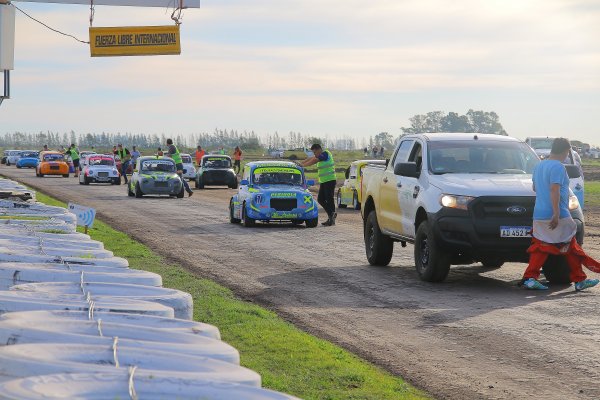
[0,70,9,106]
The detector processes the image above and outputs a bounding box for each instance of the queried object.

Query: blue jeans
[121,160,131,181]
[176,162,192,194]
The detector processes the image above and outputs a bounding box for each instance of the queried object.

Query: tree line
[0,110,507,151]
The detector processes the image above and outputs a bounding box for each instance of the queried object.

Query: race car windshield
[203,158,231,168]
[428,141,539,175]
[181,155,192,163]
[21,152,38,158]
[43,154,64,161]
[141,160,176,172]
[253,167,303,185]
[89,158,114,166]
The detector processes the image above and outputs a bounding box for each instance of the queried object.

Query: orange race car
[36,151,69,177]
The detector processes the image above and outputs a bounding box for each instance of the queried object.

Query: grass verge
[34,191,429,400]
[585,181,600,207]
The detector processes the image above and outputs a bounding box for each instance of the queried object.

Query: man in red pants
[522,137,599,291]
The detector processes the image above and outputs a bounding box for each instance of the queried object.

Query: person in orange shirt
[195,145,206,166]
[233,146,242,174]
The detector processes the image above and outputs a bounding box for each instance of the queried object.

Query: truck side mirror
[394,162,420,178]
[564,164,581,179]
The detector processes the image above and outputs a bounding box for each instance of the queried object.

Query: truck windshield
[529,138,554,150]
[142,160,176,172]
[429,141,539,175]
[253,167,303,185]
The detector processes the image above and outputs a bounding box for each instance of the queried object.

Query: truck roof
[403,133,521,143]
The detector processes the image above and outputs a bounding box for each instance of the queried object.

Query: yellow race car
[336,159,384,210]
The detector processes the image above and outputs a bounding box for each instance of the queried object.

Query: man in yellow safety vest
[300,143,337,226]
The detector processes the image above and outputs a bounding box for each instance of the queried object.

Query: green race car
[127,156,184,198]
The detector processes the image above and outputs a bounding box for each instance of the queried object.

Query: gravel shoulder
[4,168,600,400]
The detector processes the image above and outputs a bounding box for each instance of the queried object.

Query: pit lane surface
[4,167,600,400]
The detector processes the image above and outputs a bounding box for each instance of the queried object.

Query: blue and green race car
[229,161,318,228]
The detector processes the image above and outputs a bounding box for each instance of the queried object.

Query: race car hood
[87,165,116,172]
[17,157,37,162]
[253,185,310,195]
[430,174,536,197]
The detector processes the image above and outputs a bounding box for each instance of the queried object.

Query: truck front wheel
[414,221,451,282]
[365,211,393,266]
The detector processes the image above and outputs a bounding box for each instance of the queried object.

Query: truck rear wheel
[542,255,571,284]
[353,192,361,210]
[414,221,451,282]
[365,211,393,266]
[337,190,347,208]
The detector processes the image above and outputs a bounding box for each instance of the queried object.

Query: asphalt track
[4,167,600,400]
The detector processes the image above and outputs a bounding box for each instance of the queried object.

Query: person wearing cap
[299,143,337,226]
[165,138,193,197]
[114,144,131,184]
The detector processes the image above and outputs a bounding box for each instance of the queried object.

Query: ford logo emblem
[507,206,526,215]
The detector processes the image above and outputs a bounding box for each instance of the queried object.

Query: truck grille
[471,196,535,219]
[270,198,297,211]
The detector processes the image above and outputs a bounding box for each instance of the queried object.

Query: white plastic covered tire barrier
[0,292,174,318]
[0,252,129,268]
[0,343,261,386]
[0,372,300,400]
[0,233,104,249]
[0,227,92,242]
[0,241,113,259]
[0,310,221,339]
[0,219,76,233]
[0,264,162,289]
[0,318,239,364]
[12,282,193,320]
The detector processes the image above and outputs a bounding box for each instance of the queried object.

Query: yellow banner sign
[89,25,180,57]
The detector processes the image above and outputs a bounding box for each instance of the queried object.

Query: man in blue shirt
[522,138,598,291]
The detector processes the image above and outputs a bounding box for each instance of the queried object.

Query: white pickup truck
[361,133,584,283]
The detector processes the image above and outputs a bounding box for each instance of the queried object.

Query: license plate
[98,172,108,177]
[154,181,168,187]
[50,166,59,170]
[500,226,532,238]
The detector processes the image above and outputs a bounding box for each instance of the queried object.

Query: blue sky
[2,0,599,145]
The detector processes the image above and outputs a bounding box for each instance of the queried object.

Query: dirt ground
[4,167,600,400]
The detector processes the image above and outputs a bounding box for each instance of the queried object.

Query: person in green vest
[166,138,193,197]
[64,144,80,178]
[114,144,131,184]
[300,143,337,226]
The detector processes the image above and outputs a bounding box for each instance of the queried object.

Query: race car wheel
[135,182,144,198]
[5,161,9,166]
[176,186,185,198]
[229,200,241,224]
[127,183,134,197]
[305,218,318,228]
[291,220,303,225]
[337,190,346,208]
[229,179,238,190]
[414,220,451,282]
[113,178,121,185]
[242,203,255,227]
[16,165,21,169]
[83,176,90,185]
[365,211,393,266]
[353,192,361,210]
[197,177,205,189]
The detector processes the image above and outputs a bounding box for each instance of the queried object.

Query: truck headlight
[440,194,475,210]
[569,194,580,211]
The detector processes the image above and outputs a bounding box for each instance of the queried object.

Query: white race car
[181,153,197,181]
[5,150,22,166]
[78,151,96,170]
[79,154,121,185]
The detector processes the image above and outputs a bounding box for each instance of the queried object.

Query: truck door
[398,141,424,237]
[379,140,413,234]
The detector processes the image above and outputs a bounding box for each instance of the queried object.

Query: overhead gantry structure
[0,0,200,106]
